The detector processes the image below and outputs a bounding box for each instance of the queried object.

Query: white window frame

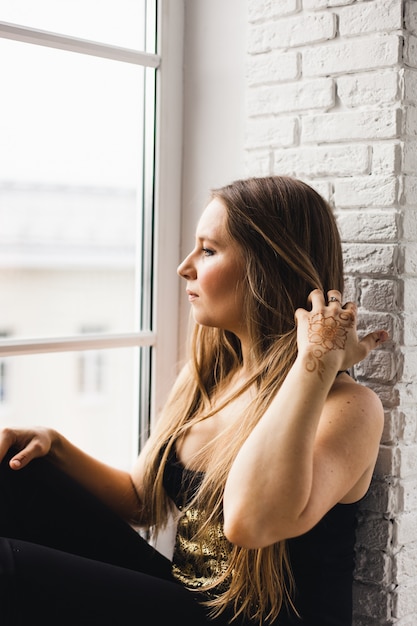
[0,0,184,446]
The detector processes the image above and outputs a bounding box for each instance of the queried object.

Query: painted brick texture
[244,1,417,623]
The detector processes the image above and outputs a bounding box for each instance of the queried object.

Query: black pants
[0,451,212,626]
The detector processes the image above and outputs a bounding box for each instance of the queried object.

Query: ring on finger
[328,296,341,303]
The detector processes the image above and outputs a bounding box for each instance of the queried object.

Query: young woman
[0,176,387,626]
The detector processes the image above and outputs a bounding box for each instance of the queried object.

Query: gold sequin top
[162,446,232,596]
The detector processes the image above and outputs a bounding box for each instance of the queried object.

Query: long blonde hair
[141,176,344,623]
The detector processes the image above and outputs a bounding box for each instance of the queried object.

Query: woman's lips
[186,289,198,302]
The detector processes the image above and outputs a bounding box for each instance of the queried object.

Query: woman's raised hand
[295,289,388,379]
[0,426,56,470]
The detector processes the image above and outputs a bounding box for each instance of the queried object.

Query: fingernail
[10,459,21,468]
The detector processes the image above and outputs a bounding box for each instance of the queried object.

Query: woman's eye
[202,247,214,257]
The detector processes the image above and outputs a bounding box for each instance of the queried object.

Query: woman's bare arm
[223,290,387,548]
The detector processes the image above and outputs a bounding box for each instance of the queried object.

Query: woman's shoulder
[328,371,384,430]
[168,361,194,394]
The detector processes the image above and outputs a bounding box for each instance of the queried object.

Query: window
[0,1,183,469]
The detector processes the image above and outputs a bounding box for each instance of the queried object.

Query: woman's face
[177,198,247,336]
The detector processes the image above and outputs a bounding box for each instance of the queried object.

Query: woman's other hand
[0,426,57,470]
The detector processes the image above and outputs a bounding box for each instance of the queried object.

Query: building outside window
[0,332,11,406]
[78,326,107,398]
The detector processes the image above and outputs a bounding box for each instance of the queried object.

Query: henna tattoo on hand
[305,312,354,380]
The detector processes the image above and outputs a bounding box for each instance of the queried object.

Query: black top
[163,446,358,626]
[284,502,358,626]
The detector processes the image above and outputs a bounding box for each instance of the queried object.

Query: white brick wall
[244,0,416,623]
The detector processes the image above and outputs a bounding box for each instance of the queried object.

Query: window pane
[0,348,141,469]
[0,40,145,188]
[0,39,149,339]
[0,0,147,51]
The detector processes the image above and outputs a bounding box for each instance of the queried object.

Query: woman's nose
[177,252,196,279]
